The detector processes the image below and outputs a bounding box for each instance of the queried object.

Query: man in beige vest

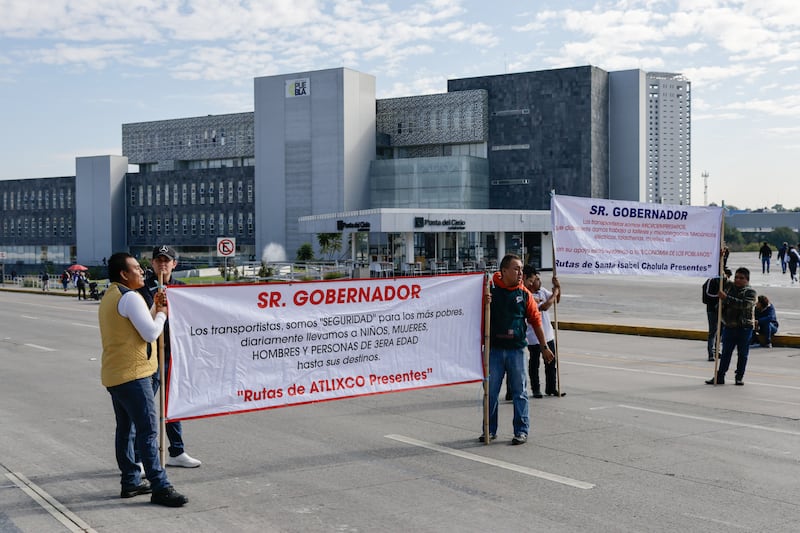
[99,252,188,507]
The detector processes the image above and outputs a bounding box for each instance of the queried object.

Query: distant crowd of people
[758,241,800,282]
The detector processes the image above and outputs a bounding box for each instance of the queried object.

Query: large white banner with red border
[166,274,485,420]
[551,195,723,277]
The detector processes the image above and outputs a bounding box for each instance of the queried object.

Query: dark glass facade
[448,66,610,210]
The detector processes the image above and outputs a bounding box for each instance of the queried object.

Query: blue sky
[1,0,798,209]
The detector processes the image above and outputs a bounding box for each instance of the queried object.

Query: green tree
[723,225,744,249]
[769,227,798,246]
[317,233,343,260]
[296,243,314,261]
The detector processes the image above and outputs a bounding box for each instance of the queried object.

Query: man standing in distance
[706,267,757,386]
[482,254,554,445]
[523,265,561,397]
[99,252,188,506]
[138,245,202,468]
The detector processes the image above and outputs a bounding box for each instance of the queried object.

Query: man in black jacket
[702,268,731,361]
[706,267,757,386]
[138,245,202,468]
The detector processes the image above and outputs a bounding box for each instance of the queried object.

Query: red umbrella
[67,264,88,272]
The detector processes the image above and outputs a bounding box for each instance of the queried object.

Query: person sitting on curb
[753,295,778,348]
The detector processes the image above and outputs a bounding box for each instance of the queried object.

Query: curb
[559,321,800,348]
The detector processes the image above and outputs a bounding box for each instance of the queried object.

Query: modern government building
[0,65,693,275]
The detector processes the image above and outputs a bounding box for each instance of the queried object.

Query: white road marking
[5,472,97,533]
[385,434,594,489]
[71,322,99,329]
[563,361,800,391]
[617,405,800,436]
[24,343,56,352]
[21,315,39,319]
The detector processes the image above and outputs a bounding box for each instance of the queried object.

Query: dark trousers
[717,326,753,381]
[151,365,185,457]
[529,340,557,394]
[108,376,170,491]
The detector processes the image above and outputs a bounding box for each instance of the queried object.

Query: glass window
[191,183,196,205]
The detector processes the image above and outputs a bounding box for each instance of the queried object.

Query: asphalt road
[1,254,799,532]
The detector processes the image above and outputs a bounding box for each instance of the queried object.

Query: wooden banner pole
[482,274,491,444]
[551,242,563,397]
[713,218,725,384]
[158,272,167,466]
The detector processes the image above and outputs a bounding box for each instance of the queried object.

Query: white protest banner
[551,194,723,277]
[166,274,485,420]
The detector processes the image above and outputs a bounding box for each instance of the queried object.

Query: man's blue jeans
[487,347,529,436]
[108,376,169,491]
[757,318,778,345]
[151,365,185,457]
[761,257,770,273]
[717,327,753,381]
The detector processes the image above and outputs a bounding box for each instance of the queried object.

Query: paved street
[1,252,799,532]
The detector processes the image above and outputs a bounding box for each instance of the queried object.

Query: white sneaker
[136,462,145,475]
[165,452,201,468]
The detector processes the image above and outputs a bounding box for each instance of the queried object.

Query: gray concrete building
[1,65,691,274]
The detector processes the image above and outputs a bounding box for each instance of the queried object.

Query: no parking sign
[216,238,236,257]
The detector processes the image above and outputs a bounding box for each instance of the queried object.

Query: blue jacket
[755,303,778,328]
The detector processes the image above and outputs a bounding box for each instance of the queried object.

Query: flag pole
[549,190,564,397]
[158,272,167,466]
[551,241,563,397]
[713,218,725,385]
[482,273,491,444]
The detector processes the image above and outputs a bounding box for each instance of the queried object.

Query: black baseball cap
[152,245,177,260]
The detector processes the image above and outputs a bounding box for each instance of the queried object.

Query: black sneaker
[532,391,543,399]
[735,378,744,386]
[705,378,724,385]
[151,486,188,507]
[120,481,151,499]
[511,434,528,445]
[478,434,496,443]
